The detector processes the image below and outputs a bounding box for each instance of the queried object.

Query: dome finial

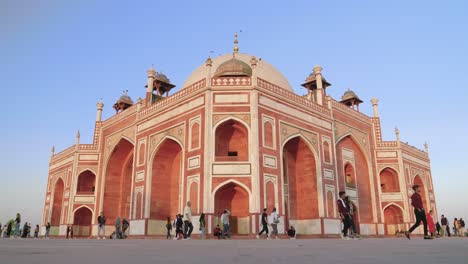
[233,32,239,53]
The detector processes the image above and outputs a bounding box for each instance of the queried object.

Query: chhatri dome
[182,33,293,91]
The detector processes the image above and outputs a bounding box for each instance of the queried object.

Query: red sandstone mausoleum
[42,36,436,237]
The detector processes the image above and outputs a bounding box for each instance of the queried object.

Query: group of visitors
[256,207,281,239]
[96,212,129,239]
[0,213,42,239]
[439,215,466,237]
[337,191,361,240]
[167,201,207,240]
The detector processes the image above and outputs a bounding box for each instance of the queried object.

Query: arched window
[380,168,400,192]
[215,119,248,162]
[76,170,96,194]
[345,163,356,188]
[191,122,200,150]
[263,121,273,148]
[323,141,331,163]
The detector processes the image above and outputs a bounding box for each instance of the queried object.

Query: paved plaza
[0,238,467,264]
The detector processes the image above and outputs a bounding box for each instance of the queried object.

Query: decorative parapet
[50,145,75,164]
[401,143,428,160]
[78,144,98,151]
[139,78,206,119]
[211,77,251,86]
[377,141,398,148]
[101,104,137,128]
[331,99,371,124]
[257,78,331,116]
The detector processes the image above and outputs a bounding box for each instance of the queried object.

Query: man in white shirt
[270,207,280,239]
[183,201,193,240]
[221,209,231,239]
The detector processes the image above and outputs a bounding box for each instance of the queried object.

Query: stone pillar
[51,145,55,157]
[395,127,400,147]
[424,142,429,154]
[250,56,258,86]
[75,130,80,147]
[96,100,104,122]
[371,98,379,117]
[146,65,156,106]
[313,65,324,106]
[206,57,213,83]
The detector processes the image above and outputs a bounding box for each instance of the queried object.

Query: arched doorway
[282,136,318,229]
[214,182,250,234]
[73,207,93,237]
[77,170,96,194]
[215,119,248,162]
[383,205,404,235]
[413,175,428,209]
[103,138,134,224]
[380,168,400,192]
[50,178,65,227]
[336,135,372,228]
[150,138,182,220]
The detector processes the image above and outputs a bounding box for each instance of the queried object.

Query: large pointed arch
[146,136,184,220]
[50,177,65,227]
[383,203,404,235]
[212,179,251,234]
[336,134,375,225]
[73,205,93,237]
[101,137,134,224]
[280,134,322,228]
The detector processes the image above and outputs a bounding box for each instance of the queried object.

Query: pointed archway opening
[77,170,96,194]
[383,205,404,235]
[215,119,249,162]
[413,175,428,209]
[380,168,400,193]
[73,207,93,237]
[214,182,250,234]
[103,138,134,224]
[51,178,65,228]
[282,136,318,230]
[150,138,183,220]
[336,135,372,229]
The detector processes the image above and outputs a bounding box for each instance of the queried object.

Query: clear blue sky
[1,0,467,226]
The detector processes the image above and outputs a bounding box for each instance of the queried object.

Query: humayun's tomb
[42,35,436,237]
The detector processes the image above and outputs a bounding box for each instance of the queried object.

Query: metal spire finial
[233,32,239,53]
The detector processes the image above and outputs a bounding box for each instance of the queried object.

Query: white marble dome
[182,53,293,91]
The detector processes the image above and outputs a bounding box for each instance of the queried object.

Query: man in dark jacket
[97,212,106,239]
[338,191,352,240]
[441,215,449,237]
[405,185,432,240]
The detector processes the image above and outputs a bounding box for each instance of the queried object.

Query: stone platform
[0,237,466,264]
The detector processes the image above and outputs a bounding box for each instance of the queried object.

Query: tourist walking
[21,222,28,238]
[270,207,280,239]
[14,213,21,237]
[435,222,441,237]
[405,185,432,240]
[114,216,121,239]
[441,215,448,237]
[183,201,193,240]
[166,217,172,239]
[345,196,360,238]
[221,209,231,239]
[6,221,12,238]
[66,225,72,239]
[257,208,269,239]
[337,191,352,240]
[453,218,459,236]
[199,213,206,239]
[97,212,106,239]
[34,225,39,238]
[45,222,51,238]
[175,214,183,240]
[426,210,435,237]
[459,218,465,237]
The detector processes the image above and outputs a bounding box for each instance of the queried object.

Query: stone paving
[0,237,467,264]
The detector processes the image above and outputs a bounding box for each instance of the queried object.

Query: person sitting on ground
[122,218,129,238]
[287,226,296,239]
[213,225,222,239]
